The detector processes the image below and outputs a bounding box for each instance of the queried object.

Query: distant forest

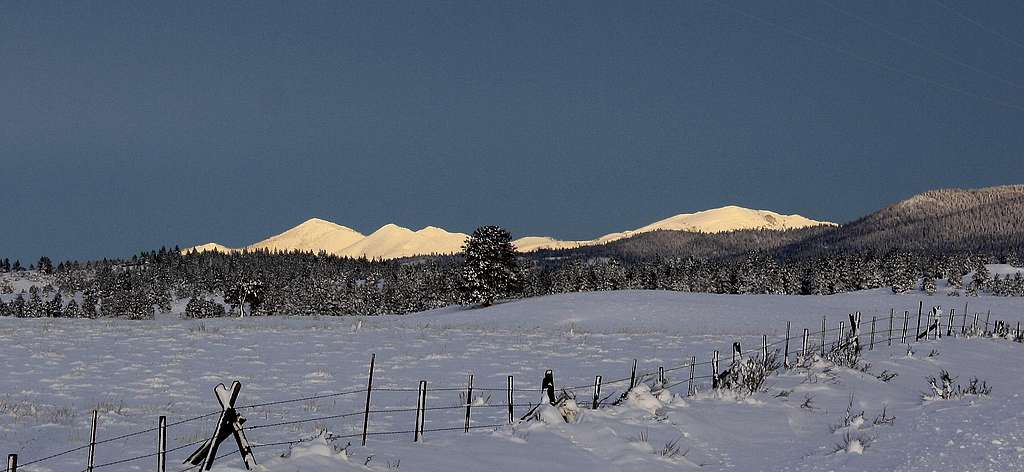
[2,186,1024,319]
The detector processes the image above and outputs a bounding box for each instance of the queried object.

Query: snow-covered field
[1,289,1023,471]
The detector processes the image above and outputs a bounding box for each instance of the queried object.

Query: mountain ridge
[182,206,834,260]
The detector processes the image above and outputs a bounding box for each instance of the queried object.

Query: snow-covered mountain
[181,206,833,259]
[518,206,836,251]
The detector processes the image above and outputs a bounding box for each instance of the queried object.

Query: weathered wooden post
[542,370,556,405]
[592,375,602,409]
[658,367,665,387]
[732,342,742,367]
[869,316,876,350]
[915,302,923,342]
[821,316,827,356]
[185,381,256,471]
[961,309,968,335]
[7,454,16,472]
[628,360,638,391]
[464,374,473,433]
[711,350,720,389]
[984,311,991,335]
[158,415,167,472]
[838,321,845,347]
[87,410,98,472]
[413,381,426,442]
[507,375,515,424]
[901,311,909,343]
[761,335,769,367]
[361,353,375,446]
[947,309,956,337]
[801,328,809,361]
[687,356,696,396]
[888,309,894,346]
[783,321,791,368]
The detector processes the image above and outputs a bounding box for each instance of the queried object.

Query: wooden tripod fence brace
[184,381,256,471]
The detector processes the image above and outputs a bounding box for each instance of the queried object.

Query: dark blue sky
[2,1,1023,263]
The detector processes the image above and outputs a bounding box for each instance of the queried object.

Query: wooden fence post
[961,309,968,335]
[413,381,426,442]
[732,342,742,366]
[507,376,514,424]
[658,367,665,387]
[157,415,166,472]
[869,316,876,350]
[821,316,827,356]
[687,356,696,397]
[915,302,923,343]
[361,353,375,446]
[901,311,909,343]
[592,375,602,409]
[984,311,991,335]
[543,370,555,405]
[761,335,768,366]
[783,321,791,368]
[947,309,956,337]
[838,321,845,346]
[628,360,638,391]
[87,410,98,472]
[711,350,720,389]
[888,309,894,346]
[464,374,473,433]
[7,454,16,472]
[801,328,809,361]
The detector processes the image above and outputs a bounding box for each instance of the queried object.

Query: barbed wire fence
[3,303,1021,472]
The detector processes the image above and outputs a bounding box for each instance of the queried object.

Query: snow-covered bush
[717,352,780,395]
[182,297,227,319]
[924,370,991,400]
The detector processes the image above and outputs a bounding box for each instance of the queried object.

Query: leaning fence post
[464,374,474,433]
[628,360,637,391]
[901,311,909,344]
[687,356,696,396]
[87,409,98,472]
[869,316,876,350]
[7,454,16,472]
[158,415,167,472]
[915,303,923,343]
[413,381,426,442]
[947,309,956,337]
[783,321,791,368]
[361,353,375,446]
[592,375,602,409]
[838,321,845,347]
[961,309,968,335]
[507,376,514,424]
[711,350,720,389]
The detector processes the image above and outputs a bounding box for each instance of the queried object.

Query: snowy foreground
[1,290,1023,471]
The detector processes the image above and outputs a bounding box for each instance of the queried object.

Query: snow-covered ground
[1,289,1022,471]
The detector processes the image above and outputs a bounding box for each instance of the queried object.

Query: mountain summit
[182,206,834,259]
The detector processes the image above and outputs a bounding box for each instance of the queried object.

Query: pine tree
[458,226,522,307]
[922,276,936,295]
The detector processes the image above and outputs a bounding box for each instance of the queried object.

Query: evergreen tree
[63,298,83,318]
[458,226,522,307]
[37,256,54,275]
[921,276,936,295]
